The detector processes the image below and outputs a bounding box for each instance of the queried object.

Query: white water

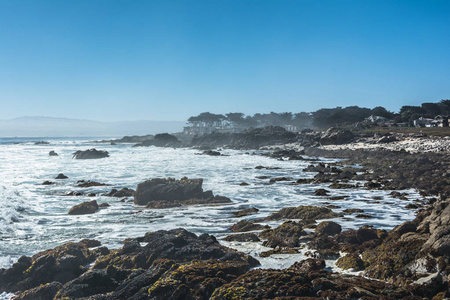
[0,138,419,272]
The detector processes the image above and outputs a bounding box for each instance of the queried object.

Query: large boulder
[134,177,231,208]
[68,200,99,215]
[72,149,109,159]
[319,127,354,145]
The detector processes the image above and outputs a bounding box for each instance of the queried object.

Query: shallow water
[0,137,419,271]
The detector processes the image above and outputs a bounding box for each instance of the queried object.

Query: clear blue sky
[0,0,449,121]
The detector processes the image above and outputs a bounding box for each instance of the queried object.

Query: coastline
[0,135,449,299]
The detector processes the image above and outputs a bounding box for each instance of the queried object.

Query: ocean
[0,137,418,274]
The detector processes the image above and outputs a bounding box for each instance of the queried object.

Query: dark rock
[73,149,109,159]
[99,203,110,208]
[202,150,222,156]
[54,269,117,299]
[133,133,181,148]
[42,181,55,185]
[315,221,342,236]
[239,182,249,186]
[68,200,99,215]
[336,254,365,271]
[222,233,261,242]
[343,208,364,214]
[49,150,58,156]
[355,214,373,219]
[77,180,108,187]
[13,281,63,300]
[229,220,269,232]
[314,188,330,196]
[134,177,231,207]
[232,207,259,217]
[191,126,297,150]
[269,177,292,183]
[265,205,340,221]
[55,173,68,179]
[259,220,307,248]
[107,188,135,197]
[34,141,49,145]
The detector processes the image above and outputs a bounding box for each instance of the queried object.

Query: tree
[371,106,394,119]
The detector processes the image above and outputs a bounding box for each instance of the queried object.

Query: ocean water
[0,137,419,273]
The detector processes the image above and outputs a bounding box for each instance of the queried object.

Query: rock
[49,150,58,156]
[320,127,354,145]
[355,214,373,219]
[239,182,249,186]
[232,207,259,217]
[191,126,297,150]
[378,135,397,143]
[55,173,68,179]
[265,205,340,221]
[107,188,135,197]
[0,240,101,293]
[73,149,109,159]
[329,182,356,189]
[99,203,110,208]
[343,208,364,214]
[260,247,298,257]
[229,220,269,232]
[269,177,293,183]
[34,141,49,145]
[68,200,99,215]
[315,221,342,236]
[259,221,307,248]
[133,133,182,148]
[314,188,330,196]
[54,269,118,299]
[13,281,63,300]
[77,180,108,187]
[134,177,231,207]
[222,233,260,242]
[202,150,221,156]
[42,181,55,185]
[336,254,365,271]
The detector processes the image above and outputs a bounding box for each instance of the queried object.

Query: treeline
[187,99,450,129]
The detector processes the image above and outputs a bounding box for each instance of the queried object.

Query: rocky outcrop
[0,229,259,299]
[134,177,232,208]
[72,149,109,159]
[49,150,58,156]
[191,126,298,150]
[68,200,99,215]
[133,133,182,148]
[265,205,341,221]
[320,127,355,145]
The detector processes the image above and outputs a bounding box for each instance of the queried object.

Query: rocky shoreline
[1,132,450,299]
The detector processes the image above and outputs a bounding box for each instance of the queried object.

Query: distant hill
[0,116,185,137]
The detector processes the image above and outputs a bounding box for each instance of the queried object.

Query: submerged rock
[73,149,109,159]
[68,200,99,215]
[229,220,269,233]
[232,207,259,217]
[49,150,58,156]
[134,177,231,208]
[77,180,108,187]
[265,205,341,221]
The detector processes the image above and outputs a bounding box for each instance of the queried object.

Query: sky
[0,0,449,122]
